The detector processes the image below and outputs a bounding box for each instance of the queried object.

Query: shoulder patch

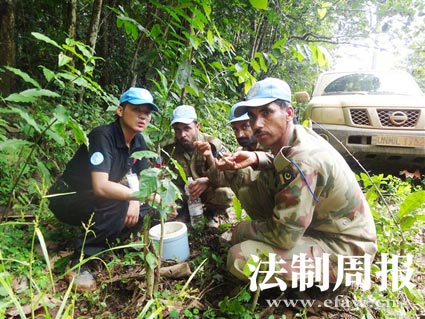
[277,164,298,190]
[90,152,104,166]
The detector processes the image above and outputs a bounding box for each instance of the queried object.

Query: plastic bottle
[185,177,204,227]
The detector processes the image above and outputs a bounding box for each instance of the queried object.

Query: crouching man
[217,78,377,293]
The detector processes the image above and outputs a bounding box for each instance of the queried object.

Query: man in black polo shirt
[48,87,159,291]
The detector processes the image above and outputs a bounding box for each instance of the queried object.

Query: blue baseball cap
[233,78,291,117]
[229,113,250,124]
[170,105,198,125]
[119,87,159,112]
[229,104,250,123]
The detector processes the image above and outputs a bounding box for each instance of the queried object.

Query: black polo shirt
[61,120,148,191]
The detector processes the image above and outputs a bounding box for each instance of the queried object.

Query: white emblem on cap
[175,108,185,116]
[247,82,260,99]
[90,152,104,166]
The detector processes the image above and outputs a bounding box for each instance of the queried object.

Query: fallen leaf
[399,169,421,179]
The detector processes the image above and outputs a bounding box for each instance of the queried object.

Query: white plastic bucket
[148,222,190,262]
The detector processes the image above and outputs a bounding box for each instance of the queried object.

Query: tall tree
[0,0,16,97]
[67,0,77,39]
[88,0,103,52]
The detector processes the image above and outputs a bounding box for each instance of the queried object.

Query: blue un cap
[233,78,291,117]
[229,103,250,124]
[170,105,198,125]
[119,87,159,112]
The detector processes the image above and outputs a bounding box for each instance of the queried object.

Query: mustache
[254,129,266,136]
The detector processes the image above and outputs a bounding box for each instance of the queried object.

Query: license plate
[372,135,425,148]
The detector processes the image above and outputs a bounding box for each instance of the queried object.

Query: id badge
[127,173,139,191]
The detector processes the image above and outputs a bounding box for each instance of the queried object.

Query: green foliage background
[0,0,424,318]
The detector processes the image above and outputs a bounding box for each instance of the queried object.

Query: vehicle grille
[350,109,370,126]
[350,109,420,127]
[377,109,419,127]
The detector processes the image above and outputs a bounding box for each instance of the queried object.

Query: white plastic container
[148,221,190,262]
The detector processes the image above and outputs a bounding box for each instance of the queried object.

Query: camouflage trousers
[202,186,234,216]
[227,237,341,284]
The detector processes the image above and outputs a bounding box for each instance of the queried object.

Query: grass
[0,173,424,318]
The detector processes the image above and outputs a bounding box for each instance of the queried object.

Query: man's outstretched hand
[194,141,258,171]
[215,151,258,170]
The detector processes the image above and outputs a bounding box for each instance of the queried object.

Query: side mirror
[295,91,310,103]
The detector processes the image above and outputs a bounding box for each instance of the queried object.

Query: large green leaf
[68,119,88,146]
[175,61,192,90]
[190,8,207,31]
[31,32,62,49]
[58,72,88,88]
[132,150,158,161]
[145,251,158,270]
[5,89,60,104]
[6,106,41,132]
[5,94,36,103]
[116,15,143,41]
[45,128,65,146]
[232,196,244,221]
[40,66,55,82]
[202,2,211,20]
[0,139,33,152]
[249,0,268,10]
[397,190,425,218]
[188,77,199,96]
[53,105,69,124]
[160,179,181,206]
[318,8,327,19]
[251,59,260,72]
[161,149,187,184]
[58,52,73,67]
[4,67,41,89]
[139,168,162,198]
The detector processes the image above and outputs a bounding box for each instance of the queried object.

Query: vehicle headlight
[310,107,345,125]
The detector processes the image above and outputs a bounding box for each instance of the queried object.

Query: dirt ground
[47,226,389,318]
[8,219,423,319]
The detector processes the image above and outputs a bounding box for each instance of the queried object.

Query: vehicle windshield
[322,73,423,96]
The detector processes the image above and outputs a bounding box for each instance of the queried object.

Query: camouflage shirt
[205,145,275,219]
[161,131,233,208]
[233,125,377,257]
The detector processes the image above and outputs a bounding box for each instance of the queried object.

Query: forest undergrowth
[1,173,424,319]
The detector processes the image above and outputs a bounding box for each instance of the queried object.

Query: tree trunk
[78,0,103,103]
[64,0,77,74]
[67,0,77,39]
[0,0,16,97]
[98,0,116,87]
[88,0,103,52]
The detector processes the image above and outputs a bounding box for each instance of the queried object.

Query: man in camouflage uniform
[220,78,377,286]
[161,105,234,222]
[229,110,258,152]
[196,108,273,219]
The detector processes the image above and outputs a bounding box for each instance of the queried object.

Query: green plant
[0,33,116,220]
[358,173,425,255]
[353,173,425,318]
[218,287,259,319]
[131,150,182,298]
[0,217,73,318]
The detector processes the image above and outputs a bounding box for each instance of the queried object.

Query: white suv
[299,70,425,174]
